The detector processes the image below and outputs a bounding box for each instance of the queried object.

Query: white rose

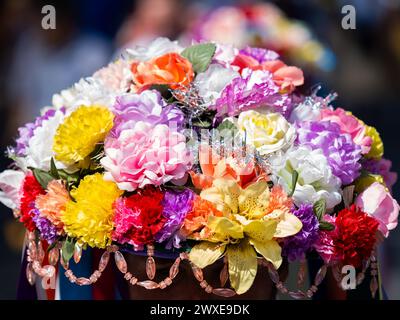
[0,170,25,210]
[195,64,239,105]
[270,146,342,209]
[237,110,296,155]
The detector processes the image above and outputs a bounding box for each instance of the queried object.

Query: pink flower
[313,214,339,264]
[355,182,399,237]
[320,108,372,154]
[101,122,193,191]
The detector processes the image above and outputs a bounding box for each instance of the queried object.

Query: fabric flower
[364,125,384,159]
[212,69,292,117]
[93,59,132,93]
[237,110,296,156]
[231,55,304,93]
[313,214,338,264]
[239,46,279,63]
[181,196,224,240]
[126,37,183,62]
[110,90,184,138]
[333,205,379,268]
[14,109,59,157]
[282,204,319,261]
[61,173,123,248]
[296,121,362,185]
[19,173,45,231]
[14,109,66,171]
[131,52,194,91]
[194,64,239,106]
[53,105,114,165]
[102,122,193,191]
[270,146,342,209]
[35,180,70,231]
[155,188,195,248]
[355,182,399,237]
[190,178,302,294]
[32,208,58,244]
[52,77,116,111]
[112,187,165,250]
[320,108,372,154]
[0,170,25,210]
[189,144,265,190]
[362,158,397,191]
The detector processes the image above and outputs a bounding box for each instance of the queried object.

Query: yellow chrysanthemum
[61,173,122,248]
[365,125,384,159]
[53,105,114,165]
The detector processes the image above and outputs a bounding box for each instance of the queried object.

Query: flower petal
[243,219,277,242]
[250,239,282,270]
[238,180,270,218]
[189,241,226,269]
[227,242,257,294]
[207,216,244,241]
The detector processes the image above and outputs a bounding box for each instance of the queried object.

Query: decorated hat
[0,37,398,299]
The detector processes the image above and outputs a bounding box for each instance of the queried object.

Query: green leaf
[217,119,237,132]
[288,170,299,197]
[61,237,75,264]
[319,221,335,231]
[313,198,326,221]
[181,43,216,73]
[50,158,60,179]
[31,168,54,189]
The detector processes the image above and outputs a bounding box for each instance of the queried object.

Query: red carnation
[112,187,166,248]
[333,205,379,268]
[19,173,45,231]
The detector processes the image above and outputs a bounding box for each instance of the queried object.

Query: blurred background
[0,0,399,299]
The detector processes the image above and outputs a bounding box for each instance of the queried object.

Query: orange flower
[35,180,70,231]
[180,196,223,240]
[189,144,267,190]
[266,185,293,215]
[130,52,194,91]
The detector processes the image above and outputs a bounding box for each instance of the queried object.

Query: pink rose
[320,108,372,154]
[355,182,399,237]
[101,122,193,191]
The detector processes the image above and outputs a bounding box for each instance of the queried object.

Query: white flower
[237,110,296,155]
[194,64,239,105]
[18,110,66,171]
[270,146,342,209]
[0,170,25,210]
[213,43,239,66]
[126,37,183,62]
[52,77,116,112]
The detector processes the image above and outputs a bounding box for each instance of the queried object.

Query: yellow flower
[237,110,295,156]
[365,125,384,159]
[53,105,114,165]
[354,173,385,194]
[61,173,122,248]
[189,178,302,294]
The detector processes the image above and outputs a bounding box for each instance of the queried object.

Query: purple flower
[110,90,185,138]
[296,121,362,185]
[212,69,292,118]
[14,109,58,156]
[283,204,319,261]
[362,158,397,191]
[32,208,58,244]
[155,188,195,249]
[239,46,279,63]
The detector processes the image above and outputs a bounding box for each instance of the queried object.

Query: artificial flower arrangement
[0,37,398,299]
[183,2,334,71]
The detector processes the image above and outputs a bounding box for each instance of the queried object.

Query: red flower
[333,205,379,268]
[112,187,166,248]
[19,173,45,231]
